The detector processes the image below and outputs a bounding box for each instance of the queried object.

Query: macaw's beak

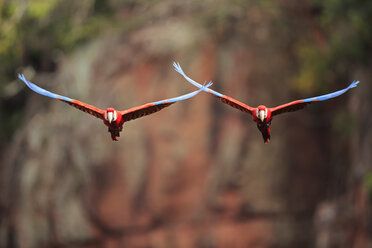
[107,112,113,123]
[259,110,265,122]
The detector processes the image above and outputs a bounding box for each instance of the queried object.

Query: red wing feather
[270,100,313,117]
[121,102,174,122]
[214,94,255,115]
[60,99,105,120]
[120,86,211,122]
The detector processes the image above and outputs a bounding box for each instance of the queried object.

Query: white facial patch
[257,108,267,121]
[105,111,117,122]
[113,110,117,121]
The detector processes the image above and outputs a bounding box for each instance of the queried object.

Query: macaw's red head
[256,105,269,122]
[105,108,118,124]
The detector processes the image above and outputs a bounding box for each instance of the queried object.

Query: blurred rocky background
[0,0,371,247]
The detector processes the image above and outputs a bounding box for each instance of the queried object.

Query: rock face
[1,1,371,248]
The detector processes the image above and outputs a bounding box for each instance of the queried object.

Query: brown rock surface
[1,1,371,248]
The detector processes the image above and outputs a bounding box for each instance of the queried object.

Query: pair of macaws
[18,62,359,143]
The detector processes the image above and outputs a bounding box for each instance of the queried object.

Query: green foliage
[56,15,109,50]
[315,0,372,63]
[293,0,372,95]
[0,0,118,143]
[0,0,116,76]
[332,111,357,140]
[292,44,330,93]
[284,0,372,163]
[27,0,58,19]
[363,171,372,196]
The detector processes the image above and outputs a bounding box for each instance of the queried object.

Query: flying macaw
[18,73,212,141]
[173,62,359,144]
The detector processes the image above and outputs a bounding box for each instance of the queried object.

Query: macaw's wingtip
[264,139,270,144]
[201,81,213,89]
[18,73,24,80]
[206,81,213,88]
[173,62,182,72]
[350,80,360,88]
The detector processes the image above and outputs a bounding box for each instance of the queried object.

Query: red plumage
[19,73,210,141]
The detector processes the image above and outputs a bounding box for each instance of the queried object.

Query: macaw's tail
[257,125,271,144]
[109,129,121,141]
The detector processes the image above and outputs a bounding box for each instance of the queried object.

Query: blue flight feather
[301,80,359,103]
[174,62,359,103]
[153,81,213,105]
[18,74,73,102]
[173,62,224,97]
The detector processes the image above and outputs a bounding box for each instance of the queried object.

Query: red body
[62,99,175,141]
[103,108,124,141]
[252,105,272,144]
[19,71,209,142]
[173,64,358,143]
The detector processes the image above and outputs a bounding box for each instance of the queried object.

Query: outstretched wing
[270,80,359,116]
[18,74,105,120]
[173,62,255,114]
[121,81,213,122]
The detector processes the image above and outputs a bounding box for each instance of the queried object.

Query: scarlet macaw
[18,73,212,141]
[173,62,359,144]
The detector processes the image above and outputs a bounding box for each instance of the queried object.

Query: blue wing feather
[120,80,213,121]
[173,62,224,97]
[18,74,73,102]
[302,80,359,103]
[153,81,213,105]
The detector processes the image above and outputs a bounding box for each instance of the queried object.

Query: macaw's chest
[257,121,271,130]
[103,119,123,129]
[253,115,272,126]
